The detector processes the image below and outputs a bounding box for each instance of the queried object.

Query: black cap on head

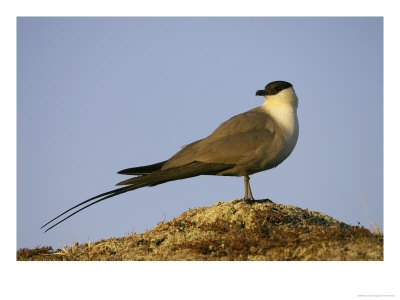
[256,81,293,96]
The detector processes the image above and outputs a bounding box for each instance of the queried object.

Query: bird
[41,80,299,232]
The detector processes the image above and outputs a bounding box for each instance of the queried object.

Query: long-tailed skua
[41,80,299,232]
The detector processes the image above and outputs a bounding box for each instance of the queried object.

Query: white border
[2,0,399,299]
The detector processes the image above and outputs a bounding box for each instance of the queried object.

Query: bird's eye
[276,87,282,92]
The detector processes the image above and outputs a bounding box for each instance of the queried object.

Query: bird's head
[256,80,298,108]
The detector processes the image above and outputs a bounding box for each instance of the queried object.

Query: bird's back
[162,106,287,175]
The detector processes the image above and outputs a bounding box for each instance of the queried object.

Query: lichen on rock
[17,199,383,261]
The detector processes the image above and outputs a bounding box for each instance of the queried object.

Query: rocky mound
[17,199,383,261]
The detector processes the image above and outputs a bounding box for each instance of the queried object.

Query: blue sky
[17,17,383,250]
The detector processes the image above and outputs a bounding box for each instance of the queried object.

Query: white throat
[260,87,299,135]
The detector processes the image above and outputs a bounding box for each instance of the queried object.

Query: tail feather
[116,161,233,186]
[117,161,167,175]
[42,185,140,232]
[41,185,137,231]
[42,161,234,232]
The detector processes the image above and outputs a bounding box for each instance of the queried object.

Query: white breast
[261,103,298,140]
[260,87,299,154]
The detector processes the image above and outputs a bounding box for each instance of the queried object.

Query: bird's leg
[243,175,255,201]
[247,176,254,201]
[244,176,249,200]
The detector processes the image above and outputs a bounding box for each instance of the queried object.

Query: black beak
[256,90,267,96]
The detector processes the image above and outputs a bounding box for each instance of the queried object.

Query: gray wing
[162,107,279,172]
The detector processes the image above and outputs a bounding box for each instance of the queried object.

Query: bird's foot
[241,197,256,204]
[240,198,275,204]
